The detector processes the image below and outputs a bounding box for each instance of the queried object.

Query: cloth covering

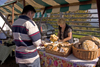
[0,45,15,64]
[38,50,99,67]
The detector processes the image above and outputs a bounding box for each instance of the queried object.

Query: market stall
[39,35,100,67]
[0,0,100,66]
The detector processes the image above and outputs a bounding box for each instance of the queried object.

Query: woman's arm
[57,31,60,37]
[62,28,72,42]
[62,32,72,42]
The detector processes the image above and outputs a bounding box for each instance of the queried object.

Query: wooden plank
[96,0,100,28]
[54,31,100,37]
[48,17,98,19]
[53,25,99,28]
[48,21,99,23]
[73,29,100,33]
[72,33,100,37]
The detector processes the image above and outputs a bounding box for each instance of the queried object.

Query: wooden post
[23,0,25,7]
[12,4,14,24]
[96,0,100,28]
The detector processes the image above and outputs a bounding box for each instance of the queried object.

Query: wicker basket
[72,46,100,60]
[45,46,72,57]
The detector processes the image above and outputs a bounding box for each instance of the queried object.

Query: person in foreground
[57,18,73,43]
[12,5,41,67]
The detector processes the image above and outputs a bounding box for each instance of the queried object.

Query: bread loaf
[52,46,59,51]
[82,40,97,50]
[60,47,69,53]
[47,45,53,49]
[79,36,100,48]
[51,43,58,47]
[91,36,100,47]
[50,34,59,42]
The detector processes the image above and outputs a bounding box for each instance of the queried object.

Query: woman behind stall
[57,18,73,43]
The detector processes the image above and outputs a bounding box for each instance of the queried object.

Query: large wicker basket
[45,46,72,57]
[72,46,100,60]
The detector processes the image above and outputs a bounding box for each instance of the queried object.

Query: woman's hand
[62,39,66,42]
[58,39,62,42]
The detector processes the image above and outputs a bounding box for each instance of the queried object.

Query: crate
[45,46,72,57]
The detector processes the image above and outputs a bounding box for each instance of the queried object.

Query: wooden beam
[12,4,14,24]
[96,0,100,28]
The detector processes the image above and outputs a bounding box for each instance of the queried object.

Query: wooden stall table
[38,50,99,67]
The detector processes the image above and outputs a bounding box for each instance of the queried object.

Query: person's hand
[58,40,62,42]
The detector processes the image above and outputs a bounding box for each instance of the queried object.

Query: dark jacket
[58,24,73,43]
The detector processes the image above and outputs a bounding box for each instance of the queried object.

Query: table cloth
[38,50,99,67]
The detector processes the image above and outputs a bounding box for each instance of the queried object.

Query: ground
[0,56,19,67]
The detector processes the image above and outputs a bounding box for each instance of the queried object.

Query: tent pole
[39,8,46,34]
[23,0,25,7]
[96,0,100,28]
[12,4,14,25]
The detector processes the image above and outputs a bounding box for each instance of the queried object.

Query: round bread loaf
[82,40,98,50]
[79,36,100,48]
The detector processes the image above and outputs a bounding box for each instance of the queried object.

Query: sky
[88,9,99,27]
[0,0,7,30]
[0,0,7,5]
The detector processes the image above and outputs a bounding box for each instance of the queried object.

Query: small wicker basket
[45,46,72,57]
[72,46,100,60]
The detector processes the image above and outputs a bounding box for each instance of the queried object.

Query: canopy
[0,0,98,26]
[0,0,97,15]
[24,0,97,13]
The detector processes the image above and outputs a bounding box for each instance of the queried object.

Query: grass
[73,35,84,39]
[55,32,84,39]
